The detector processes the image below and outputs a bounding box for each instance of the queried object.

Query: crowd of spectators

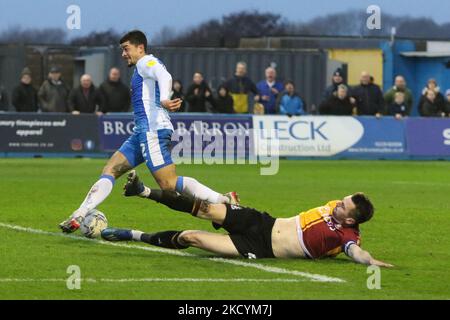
[317,69,450,118]
[1,62,450,118]
[0,66,131,115]
[172,63,450,118]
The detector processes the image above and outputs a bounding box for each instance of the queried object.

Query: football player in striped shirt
[60,30,238,233]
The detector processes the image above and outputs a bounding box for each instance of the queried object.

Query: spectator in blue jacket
[276,81,307,116]
[256,67,284,114]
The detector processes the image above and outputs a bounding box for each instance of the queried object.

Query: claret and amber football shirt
[296,201,361,259]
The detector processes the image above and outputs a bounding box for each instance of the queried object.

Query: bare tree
[152,26,177,46]
[286,10,450,39]
[166,10,288,47]
[70,29,121,46]
[396,18,443,38]
[1,10,450,48]
[0,26,67,44]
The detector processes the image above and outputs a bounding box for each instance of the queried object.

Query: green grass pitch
[0,158,449,299]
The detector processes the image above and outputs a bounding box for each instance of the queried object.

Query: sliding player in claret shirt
[59,30,238,233]
[101,172,393,268]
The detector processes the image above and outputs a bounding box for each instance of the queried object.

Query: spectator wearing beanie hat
[12,67,39,112]
[322,68,347,101]
[38,66,70,113]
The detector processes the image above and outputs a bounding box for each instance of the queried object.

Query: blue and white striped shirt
[130,54,173,133]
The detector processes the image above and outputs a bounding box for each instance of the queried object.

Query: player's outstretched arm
[347,244,394,268]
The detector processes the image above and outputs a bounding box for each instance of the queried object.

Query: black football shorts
[221,204,276,259]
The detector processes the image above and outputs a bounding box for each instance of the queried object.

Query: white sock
[72,175,115,219]
[131,230,144,241]
[178,177,228,204]
[139,186,151,198]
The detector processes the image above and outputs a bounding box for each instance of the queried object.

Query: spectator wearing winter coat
[0,85,8,111]
[12,67,39,112]
[68,74,102,114]
[224,62,259,113]
[322,68,346,101]
[319,84,354,116]
[98,68,130,114]
[171,80,186,112]
[387,92,409,119]
[185,72,213,113]
[256,67,284,114]
[351,71,384,117]
[418,79,445,116]
[276,81,307,116]
[384,75,413,115]
[38,66,70,113]
[211,85,234,114]
[444,89,450,117]
[419,90,446,117]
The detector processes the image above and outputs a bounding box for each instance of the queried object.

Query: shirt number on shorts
[140,143,148,163]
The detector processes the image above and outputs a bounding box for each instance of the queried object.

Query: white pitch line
[0,222,194,257]
[209,258,342,283]
[0,222,345,283]
[0,278,305,283]
[392,181,450,187]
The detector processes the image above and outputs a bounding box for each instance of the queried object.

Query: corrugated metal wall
[0,45,79,110]
[112,47,328,110]
[153,47,328,110]
[0,45,27,107]
[1,45,327,112]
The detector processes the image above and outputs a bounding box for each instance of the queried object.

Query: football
[80,209,108,238]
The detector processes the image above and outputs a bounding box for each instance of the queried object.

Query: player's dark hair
[120,30,147,52]
[350,193,374,224]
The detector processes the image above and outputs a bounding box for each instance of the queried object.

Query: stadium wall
[1,113,449,160]
[0,45,328,112]
[145,47,328,110]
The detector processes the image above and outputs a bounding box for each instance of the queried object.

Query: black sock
[140,231,188,249]
[212,222,222,230]
[147,190,199,214]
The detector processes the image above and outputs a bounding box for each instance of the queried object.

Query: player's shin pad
[147,190,202,216]
[141,231,188,249]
